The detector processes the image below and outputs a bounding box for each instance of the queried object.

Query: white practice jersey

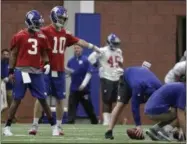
[164,61,186,83]
[88,46,123,81]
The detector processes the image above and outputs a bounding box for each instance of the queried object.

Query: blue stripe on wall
[75,13,101,117]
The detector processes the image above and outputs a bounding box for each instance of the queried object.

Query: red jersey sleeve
[10,34,18,50]
[66,32,79,47]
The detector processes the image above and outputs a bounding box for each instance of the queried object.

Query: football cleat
[105,130,114,140]
[28,124,38,135]
[3,126,13,136]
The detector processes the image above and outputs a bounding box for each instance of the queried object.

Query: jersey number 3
[52,37,66,54]
[28,38,38,55]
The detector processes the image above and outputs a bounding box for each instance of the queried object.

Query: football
[126,128,145,140]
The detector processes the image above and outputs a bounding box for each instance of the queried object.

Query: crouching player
[105,61,162,139]
[145,82,186,141]
[3,10,58,136]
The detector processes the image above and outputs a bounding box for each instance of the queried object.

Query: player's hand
[78,84,85,91]
[43,63,50,75]
[135,126,143,138]
[8,68,15,83]
[65,67,74,75]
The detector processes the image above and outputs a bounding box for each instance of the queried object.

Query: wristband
[44,61,49,65]
[88,43,94,49]
[8,68,14,75]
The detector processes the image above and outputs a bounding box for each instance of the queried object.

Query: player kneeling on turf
[105,62,162,140]
[145,82,186,141]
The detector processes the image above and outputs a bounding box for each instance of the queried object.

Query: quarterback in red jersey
[29,6,100,136]
[3,10,60,136]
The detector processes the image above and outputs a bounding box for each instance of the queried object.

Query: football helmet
[50,6,68,28]
[107,33,121,50]
[25,10,44,32]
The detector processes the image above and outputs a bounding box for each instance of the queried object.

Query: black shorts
[117,77,132,104]
[100,78,119,103]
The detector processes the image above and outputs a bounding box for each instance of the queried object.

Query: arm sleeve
[80,73,92,87]
[66,32,79,47]
[131,88,142,126]
[88,51,100,65]
[177,92,186,111]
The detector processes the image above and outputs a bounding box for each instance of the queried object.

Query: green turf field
[1,124,183,143]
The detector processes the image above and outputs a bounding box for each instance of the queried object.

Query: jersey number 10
[52,37,66,54]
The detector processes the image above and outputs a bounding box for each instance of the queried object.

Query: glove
[43,62,50,75]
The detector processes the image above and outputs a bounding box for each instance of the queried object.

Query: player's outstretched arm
[76,39,101,53]
[131,91,143,137]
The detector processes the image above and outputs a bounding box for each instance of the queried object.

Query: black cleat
[105,130,114,140]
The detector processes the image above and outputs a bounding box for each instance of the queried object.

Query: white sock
[163,125,173,133]
[33,118,39,125]
[108,113,111,123]
[103,113,110,124]
[57,120,61,127]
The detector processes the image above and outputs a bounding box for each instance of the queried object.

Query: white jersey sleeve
[88,50,103,64]
[164,61,186,83]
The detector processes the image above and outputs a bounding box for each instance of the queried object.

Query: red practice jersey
[10,29,51,69]
[41,25,79,72]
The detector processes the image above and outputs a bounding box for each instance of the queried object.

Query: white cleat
[3,127,13,136]
[28,124,38,135]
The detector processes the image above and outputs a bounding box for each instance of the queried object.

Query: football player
[145,82,186,141]
[105,62,162,139]
[29,6,100,135]
[3,10,58,136]
[88,33,123,125]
